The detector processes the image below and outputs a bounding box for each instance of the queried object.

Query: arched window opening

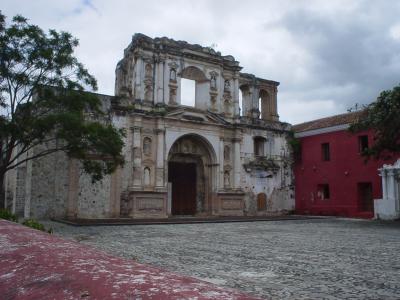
[181,78,196,107]
[259,89,271,120]
[254,136,266,157]
[238,89,243,116]
[180,66,208,110]
[239,85,250,117]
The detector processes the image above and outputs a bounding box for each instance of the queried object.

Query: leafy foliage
[0,12,125,187]
[287,130,301,161]
[0,208,18,222]
[349,84,400,159]
[22,218,52,233]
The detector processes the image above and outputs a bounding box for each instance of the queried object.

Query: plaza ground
[0,220,258,300]
[44,218,400,299]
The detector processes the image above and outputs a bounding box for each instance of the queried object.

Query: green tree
[349,84,400,159]
[0,13,125,207]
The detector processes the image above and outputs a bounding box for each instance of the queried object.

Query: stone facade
[5,34,294,219]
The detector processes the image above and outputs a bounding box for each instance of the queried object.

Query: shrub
[22,219,48,232]
[0,209,18,222]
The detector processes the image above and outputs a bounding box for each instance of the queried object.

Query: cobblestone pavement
[45,218,400,300]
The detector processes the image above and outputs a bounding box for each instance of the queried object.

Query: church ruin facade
[5,34,294,219]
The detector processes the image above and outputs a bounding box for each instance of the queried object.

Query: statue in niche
[224,145,230,161]
[224,79,230,91]
[145,63,152,78]
[144,167,151,186]
[224,171,230,188]
[143,137,152,156]
[170,68,177,81]
[210,74,217,89]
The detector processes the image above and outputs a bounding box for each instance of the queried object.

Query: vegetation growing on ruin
[0,208,52,233]
[22,219,52,233]
[287,130,301,161]
[0,208,17,222]
[349,84,400,159]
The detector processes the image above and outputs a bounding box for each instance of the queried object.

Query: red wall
[294,129,397,218]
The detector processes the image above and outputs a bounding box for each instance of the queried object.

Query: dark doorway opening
[257,193,267,211]
[358,182,373,212]
[168,162,197,215]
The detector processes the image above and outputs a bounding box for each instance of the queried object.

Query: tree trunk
[0,171,5,209]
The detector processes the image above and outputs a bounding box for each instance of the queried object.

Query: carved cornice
[154,128,165,134]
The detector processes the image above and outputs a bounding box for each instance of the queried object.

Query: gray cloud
[275,1,400,122]
[2,0,400,124]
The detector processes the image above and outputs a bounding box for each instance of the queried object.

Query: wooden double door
[168,162,197,215]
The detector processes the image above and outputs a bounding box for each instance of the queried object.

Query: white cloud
[390,23,400,40]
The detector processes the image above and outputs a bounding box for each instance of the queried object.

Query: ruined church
[5,34,294,219]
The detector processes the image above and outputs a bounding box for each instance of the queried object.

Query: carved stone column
[219,137,225,189]
[132,126,142,188]
[233,74,240,117]
[251,85,260,119]
[232,137,241,189]
[154,56,165,104]
[155,128,165,188]
[380,169,388,201]
[272,86,279,121]
[134,56,144,101]
[387,169,396,204]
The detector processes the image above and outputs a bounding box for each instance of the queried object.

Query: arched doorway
[167,134,216,216]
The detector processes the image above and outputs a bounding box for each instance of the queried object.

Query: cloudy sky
[2,0,400,124]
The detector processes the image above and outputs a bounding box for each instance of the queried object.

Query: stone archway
[167,134,216,216]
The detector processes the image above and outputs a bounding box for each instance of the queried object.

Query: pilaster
[132,125,142,188]
[232,137,241,189]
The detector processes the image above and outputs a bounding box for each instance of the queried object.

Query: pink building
[293,111,397,218]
